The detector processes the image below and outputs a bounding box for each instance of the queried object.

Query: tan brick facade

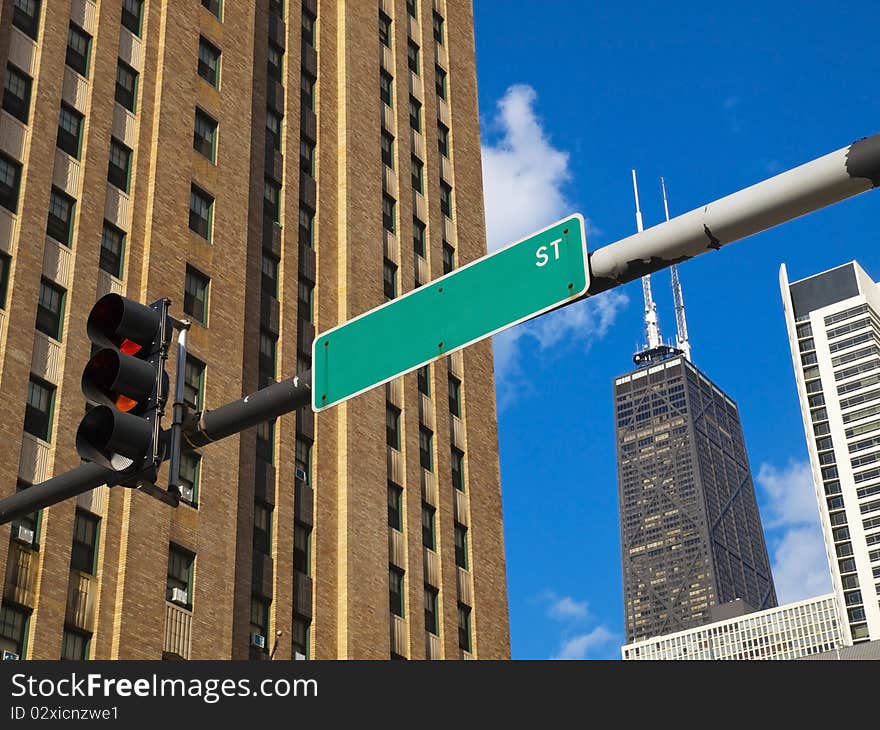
[0,0,509,661]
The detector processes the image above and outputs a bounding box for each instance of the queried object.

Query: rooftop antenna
[662,177,692,361]
[632,170,662,351]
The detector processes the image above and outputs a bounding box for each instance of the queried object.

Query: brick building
[0,0,509,660]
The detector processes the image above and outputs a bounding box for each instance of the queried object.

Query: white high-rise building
[780,261,880,645]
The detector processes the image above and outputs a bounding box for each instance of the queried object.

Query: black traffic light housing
[76,295,172,473]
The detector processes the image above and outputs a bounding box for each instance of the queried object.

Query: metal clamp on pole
[166,318,192,495]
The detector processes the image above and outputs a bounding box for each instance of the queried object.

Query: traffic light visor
[86,294,162,354]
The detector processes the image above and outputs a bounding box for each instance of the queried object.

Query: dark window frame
[421,502,435,549]
[166,545,195,606]
[107,138,132,192]
[66,23,92,77]
[24,375,54,442]
[419,427,433,471]
[387,404,401,450]
[389,566,405,617]
[382,193,396,233]
[115,60,138,112]
[189,184,214,241]
[99,222,125,278]
[379,11,392,48]
[3,64,32,123]
[56,103,84,159]
[183,354,206,411]
[47,187,76,246]
[197,37,221,88]
[409,96,422,132]
[383,257,397,300]
[183,265,210,324]
[121,0,143,36]
[388,482,403,530]
[12,0,41,40]
[0,153,22,213]
[435,65,447,100]
[70,510,99,575]
[35,277,65,341]
[380,70,393,108]
[193,108,218,162]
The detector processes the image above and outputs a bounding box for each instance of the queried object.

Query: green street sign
[312,213,589,412]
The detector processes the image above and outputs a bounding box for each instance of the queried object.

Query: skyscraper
[780,261,880,645]
[615,228,776,643]
[0,0,509,660]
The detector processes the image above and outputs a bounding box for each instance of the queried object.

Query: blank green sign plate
[313,213,588,411]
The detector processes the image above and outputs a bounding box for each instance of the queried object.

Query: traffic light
[76,294,171,473]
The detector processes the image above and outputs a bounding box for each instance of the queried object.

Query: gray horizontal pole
[586,133,880,294]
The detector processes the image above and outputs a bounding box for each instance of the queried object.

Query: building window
[421,503,435,549]
[451,448,465,492]
[381,131,394,168]
[419,427,433,471]
[0,154,21,213]
[3,64,32,123]
[183,355,205,411]
[179,450,200,505]
[454,523,467,569]
[379,10,391,48]
[24,376,54,441]
[406,0,417,18]
[435,66,447,100]
[99,222,125,279]
[407,40,420,75]
[301,73,316,111]
[302,9,316,47]
[299,205,314,248]
[383,258,397,301]
[387,404,401,450]
[417,365,430,396]
[0,253,10,309]
[189,184,214,240]
[413,217,426,258]
[60,628,89,660]
[295,436,311,482]
[411,157,424,194]
[292,617,309,658]
[448,375,462,417]
[35,278,65,341]
[107,139,132,192]
[425,587,439,635]
[269,0,283,17]
[56,104,83,158]
[201,0,222,19]
[264,178,281,223]
[166,546,194,606]
[432,11,444,44]
[388,482,403,530]
[12,0,40,40]
[267,43,283,81]
[0,602,29,658]
[121,0,143,36]
[184,265,210,324]
[438,122,449,158]
[66,23,91,77]
[115,60,138,112]
[380,70,393,108]
[253,501,272,554]
[298,279,314,321]
[442,242,455,274]
[256,419,274,463]
[458,603,471,652]
[382,194,396,233]
[440,182,452,218]
[261,251,279,297]
[294,521,311,575]
[409,96,421,132]
[259,330,277,386]
[389,566,405,617]
[47,188,75,246]
[250,596,270,645]
[193,109,218,161]
[266,109,282,151]
[198,37,221,87]
[301,138,315,176]
[70,510,99,574]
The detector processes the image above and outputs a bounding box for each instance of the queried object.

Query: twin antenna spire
[631,171,692,365]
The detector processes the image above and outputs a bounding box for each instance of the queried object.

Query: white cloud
[757,459,820,529]
[553,626,617,660]
[481,84,626,408]
[769,525,832,604]
[755,458,832,604]
[546,594,590,622]
[481,84,573,251]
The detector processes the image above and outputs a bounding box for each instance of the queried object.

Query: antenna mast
[632,170,662,350]
[662,177,692,361]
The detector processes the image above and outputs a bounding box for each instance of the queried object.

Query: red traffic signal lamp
[76,295,171,472]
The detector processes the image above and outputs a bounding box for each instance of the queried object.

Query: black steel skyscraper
[614,352,778,643]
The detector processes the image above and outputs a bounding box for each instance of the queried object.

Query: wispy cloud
[481,84,626,408]
[554,626,617,661]
[544,592,590,622]
[755,458,831,603]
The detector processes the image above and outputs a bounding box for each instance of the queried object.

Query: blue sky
[472,1,880,659]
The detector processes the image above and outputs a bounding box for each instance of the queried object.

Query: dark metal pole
[185,372,311,448]
[0,372,313,525]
